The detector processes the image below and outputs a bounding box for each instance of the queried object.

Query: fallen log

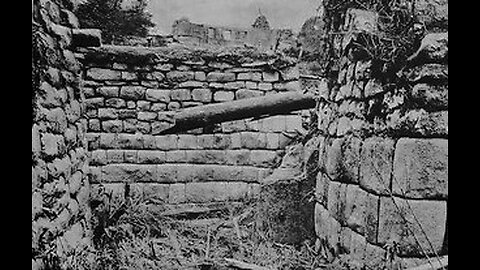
[159,92,317,134]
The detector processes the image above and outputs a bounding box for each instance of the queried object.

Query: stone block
[185,182,228,203]
[85,97,104,109]
[191,88,212,102]
[235,89,263,100]
[130,183,169,203]
[178,135,199,149]
[124,150,138,163]
[240,132,267,149]
[225,150,251,166]
[285,115,303,131]
[120,86,146,100]
[230,133,242,149]
[249,150,278,167]
[102,120,123,133]
[213,165,260,182]
[178,81,205,88]
[144,71,165,81]
[213,91,234,102]
[245,81,258,89]
[165,150,187,163]
[41,133,65,157]
[137,111,157,121]
[411,83,448,110]
[314,202,330,238]
[121,71,138,81]
[168,183,186,203]
[166,71,194,82]
[106,150,124,164]
[282,66,300,81]
[136,101,150,111]
[195,134,213,149]
[116,133,143,149]
[206,72,236,82]
[258,82,273,91]
[97,108,117,120]
[224,182,250,201]
[262,71,279,82]
[156,135,178,150]
[97,86,119,97]
[154,63,173,72]
[377,197,447,257]
[152,122,173,135]
[392,138,448,199]
[209,82,224,89]
[105,98,126,108]
[194,71,206,81]
[155,164,178,183]
[212,134,233,149]
[237,73,252,80]
[151,103,167,112]
[326,181,348,224]
[42,107,68,133]
[170,89,191,101]
[167,101,181,111]
[176,164,216,182]
[387,109,448,137]
[102,164,157,183]
[283,81,300,92]
[145,89,171,103]
[344,184,379,242]
[360,137,395,195]
[221,120,247,133]
[137,150,166,164]
[265,133,280,149]
[141,135,157,149]
[224,81,245,90]
[186,150,227,164]
[261,116,286,132]
[87,68,121,81]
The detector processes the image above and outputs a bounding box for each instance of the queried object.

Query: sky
[146,0,322,34]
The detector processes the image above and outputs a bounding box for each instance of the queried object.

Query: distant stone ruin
[171,15,296,50]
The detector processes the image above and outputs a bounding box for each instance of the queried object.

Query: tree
[75,0,155,44]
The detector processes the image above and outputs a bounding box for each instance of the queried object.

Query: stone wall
[171,17,295,50]
[310,1,448,268]
[78,45,306,209]
[32,0,91,269]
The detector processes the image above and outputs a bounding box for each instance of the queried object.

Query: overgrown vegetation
[63,186,373,270]
[75,0,155,44]
[306,0,423,81]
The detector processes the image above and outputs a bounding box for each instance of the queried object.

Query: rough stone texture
[32,0,91,268]
[392,138,448,199]
[359,137,395,195]
[311,2,448,263]
[377,197,447,257]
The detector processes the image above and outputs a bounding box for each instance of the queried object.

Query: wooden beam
[158,92,316,134]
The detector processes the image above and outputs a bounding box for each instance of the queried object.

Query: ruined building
[171,14,295,50]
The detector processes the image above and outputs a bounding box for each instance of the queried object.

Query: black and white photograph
[32,0,448,269]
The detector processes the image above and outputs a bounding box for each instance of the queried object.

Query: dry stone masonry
[32,0,92,269]
[308,1,448,268]
[31,0,447,269]
[78,45,306,208]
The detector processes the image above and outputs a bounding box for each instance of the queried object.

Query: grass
[66,185,356,270]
